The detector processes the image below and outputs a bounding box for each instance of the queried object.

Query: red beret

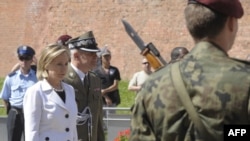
[57,34,72,46]
[189,0,244,18]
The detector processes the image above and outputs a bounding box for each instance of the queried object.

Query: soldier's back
[130,42,250,141]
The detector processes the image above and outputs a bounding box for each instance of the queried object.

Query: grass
[117,80,136,114]
[0,78,5,115]
[0,78,136,116]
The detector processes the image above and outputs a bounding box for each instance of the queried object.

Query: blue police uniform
[0,45,37,141]
[0,69,37,141]
[1,70,37,108]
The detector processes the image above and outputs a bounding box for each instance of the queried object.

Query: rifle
[121,19,167,70]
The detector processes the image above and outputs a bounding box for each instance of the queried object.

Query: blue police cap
[17,45,35,56]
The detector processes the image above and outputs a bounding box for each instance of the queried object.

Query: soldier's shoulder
[230,58,250,65]
[153,64,169,73]
[89,71,99,77]
[142,65,170,88]
[150,65,170,78]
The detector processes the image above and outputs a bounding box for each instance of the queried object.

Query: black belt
[10,106,23,113]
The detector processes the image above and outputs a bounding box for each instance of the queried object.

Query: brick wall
[0,0,250,80]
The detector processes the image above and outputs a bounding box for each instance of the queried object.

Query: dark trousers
[7,107,24,141]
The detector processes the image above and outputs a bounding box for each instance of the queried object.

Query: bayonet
[121,19,167,70]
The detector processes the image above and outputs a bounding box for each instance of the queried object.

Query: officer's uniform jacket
[130,41,250,141]
[63,65,104,141]
[23,79,78,141]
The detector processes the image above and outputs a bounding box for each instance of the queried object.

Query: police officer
[63,31,104,141]
[130,0,250,141]
[0,45,37,141]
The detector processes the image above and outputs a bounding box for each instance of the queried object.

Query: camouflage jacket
[129,41,250,141]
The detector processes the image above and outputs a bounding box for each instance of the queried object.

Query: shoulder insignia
[8,71,16,77]
[69,72,74,77]
[89,70,98,77]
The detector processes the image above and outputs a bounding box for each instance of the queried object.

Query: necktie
[83,74,89,89]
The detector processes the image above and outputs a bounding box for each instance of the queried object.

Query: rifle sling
[170,62,213,140]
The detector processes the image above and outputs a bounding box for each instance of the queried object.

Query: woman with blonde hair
[23,44,78,141]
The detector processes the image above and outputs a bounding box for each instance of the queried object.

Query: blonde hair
[37,44,70,80]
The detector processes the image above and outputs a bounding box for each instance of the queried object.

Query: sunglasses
[19,56,33,61]
[142,62,149,65]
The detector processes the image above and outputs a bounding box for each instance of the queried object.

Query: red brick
[0,0,249,80]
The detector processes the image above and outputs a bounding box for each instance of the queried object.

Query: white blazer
[23,79,78,141]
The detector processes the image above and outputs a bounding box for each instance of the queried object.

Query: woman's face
[47,52,69,82]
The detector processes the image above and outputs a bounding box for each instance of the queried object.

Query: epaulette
[88,70,98,77]
[8,71,16,77]
[231,58,250,65]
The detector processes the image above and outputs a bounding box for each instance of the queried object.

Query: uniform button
[65,127,70,132]
[45,137,49,141]
[65,114,69,118]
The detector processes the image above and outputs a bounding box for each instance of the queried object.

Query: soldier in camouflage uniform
[129,0,250,141]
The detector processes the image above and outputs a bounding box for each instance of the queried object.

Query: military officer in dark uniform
[0,45,37,141]
[63,31,104,141]
[130,0,250,141]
